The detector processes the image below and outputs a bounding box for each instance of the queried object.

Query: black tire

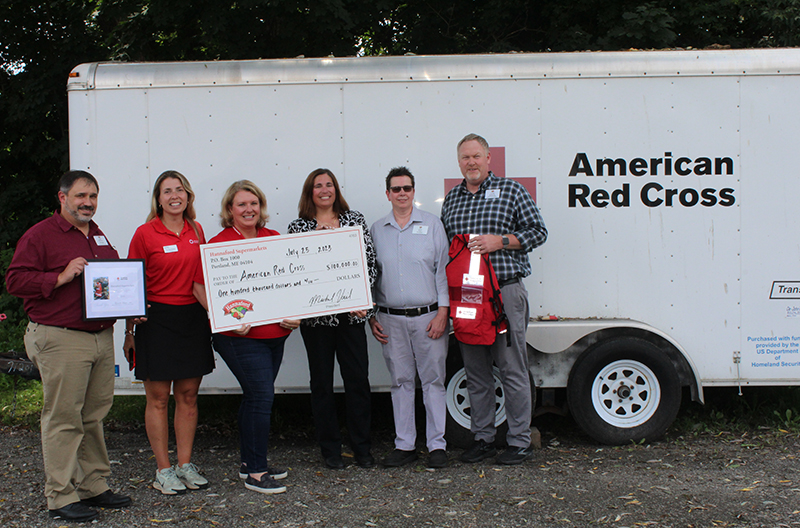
[444,338,510,449]
[567,337,681,445]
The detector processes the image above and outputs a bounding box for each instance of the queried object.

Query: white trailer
[67,49,800,445]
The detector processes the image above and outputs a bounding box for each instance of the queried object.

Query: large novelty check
[199,227,372,333]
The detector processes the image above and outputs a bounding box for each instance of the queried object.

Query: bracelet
[125,330,134,336]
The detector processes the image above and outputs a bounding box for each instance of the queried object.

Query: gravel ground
[2,403,800,527]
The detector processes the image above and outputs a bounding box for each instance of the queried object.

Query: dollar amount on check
[199,226,373,333]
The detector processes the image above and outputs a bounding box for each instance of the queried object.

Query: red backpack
[446,234,510,346]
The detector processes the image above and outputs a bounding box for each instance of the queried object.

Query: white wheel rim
[591,360,661,428]
[446,367,507,429]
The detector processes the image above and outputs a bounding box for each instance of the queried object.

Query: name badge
[163,244,179,253]
[93,235,108,246]
[485,189,500,199]
[412,225,429,235]
[455,306,477,320]
[462,274,484,287]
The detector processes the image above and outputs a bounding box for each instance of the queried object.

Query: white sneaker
[175,462,209,490]
[154,467,187,495]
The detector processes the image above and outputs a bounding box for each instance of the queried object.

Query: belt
[498,276,521,287]
[378,303,438,317]
[64,327,107,334]
[30,322,107,334]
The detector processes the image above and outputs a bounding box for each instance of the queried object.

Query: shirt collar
[458,171,497,194]
[383,206,421,229]
[231,225,265,239]
[53,211,99,234]
[151,216,188,235]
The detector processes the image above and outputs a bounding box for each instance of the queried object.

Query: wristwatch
[502,235,510,248]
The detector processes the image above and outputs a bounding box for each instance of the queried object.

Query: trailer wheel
[444,340,508,449]
[567,338,681,445]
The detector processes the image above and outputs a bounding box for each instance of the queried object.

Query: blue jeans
[213,333,287,473]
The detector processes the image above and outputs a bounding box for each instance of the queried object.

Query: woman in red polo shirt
[193,180,299,495]
[124,170,214,496]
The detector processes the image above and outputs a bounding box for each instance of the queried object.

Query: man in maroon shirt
[6,171,131,522]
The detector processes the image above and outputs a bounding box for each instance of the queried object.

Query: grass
[0,376,42,428]
[4,373,800,442]
[0,376,253,428]
[1,377,392,440]
[672,385,800,436]
[104,394,251,425]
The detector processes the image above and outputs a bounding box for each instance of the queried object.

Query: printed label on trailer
[746,334,800,368]
[770,282,800,299]
[567,151,737,209]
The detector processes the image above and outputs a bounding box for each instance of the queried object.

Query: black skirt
[134,301,214,381]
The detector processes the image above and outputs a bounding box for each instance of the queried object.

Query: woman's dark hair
[297,168,350,220]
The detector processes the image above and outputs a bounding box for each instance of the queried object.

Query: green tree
[755,0,800,46]
[0,1,106,248]
[99,0,387,61]
[600,2,677,49]
[0,0,110,344]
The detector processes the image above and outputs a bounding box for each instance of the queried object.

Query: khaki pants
[25,323,115,509]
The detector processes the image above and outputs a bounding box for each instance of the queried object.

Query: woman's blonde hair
[147,170,199,236]
[219,180,269,229]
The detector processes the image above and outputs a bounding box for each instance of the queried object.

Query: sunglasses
[389,185,414,193]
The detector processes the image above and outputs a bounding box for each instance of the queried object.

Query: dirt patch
[2,413,800,527]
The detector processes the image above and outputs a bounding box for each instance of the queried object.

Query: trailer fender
[526,319,704,404]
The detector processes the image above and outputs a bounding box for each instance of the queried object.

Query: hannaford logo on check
[223,300,254,320]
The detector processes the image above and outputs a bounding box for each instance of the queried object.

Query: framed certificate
[81,259,147,320]
[199,227,373,333]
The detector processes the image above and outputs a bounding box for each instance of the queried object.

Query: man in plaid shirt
[441,133,547,465]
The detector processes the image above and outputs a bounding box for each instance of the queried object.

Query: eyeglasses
[389,185,414,193]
